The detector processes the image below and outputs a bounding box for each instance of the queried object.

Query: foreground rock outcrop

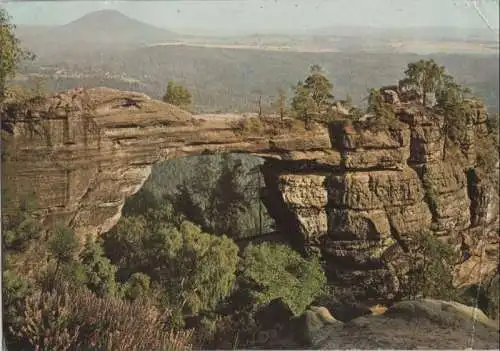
[249,299,499,349]
[2,86,498,301]
[313,299,499,350]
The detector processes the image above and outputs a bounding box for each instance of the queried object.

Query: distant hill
[59,10,178,44]
[15,10,179,56]
[312,26,500,42]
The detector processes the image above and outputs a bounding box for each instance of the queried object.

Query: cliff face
[261,92,498,300]
[2,87,498,301]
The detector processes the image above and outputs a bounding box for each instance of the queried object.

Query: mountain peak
[67,10,147,26]
[59,9,177,44]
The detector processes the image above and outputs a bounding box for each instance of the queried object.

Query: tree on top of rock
[399,59,446,107]
[162,80,192,110]
[291,64,334,128]
[272,87,287,121]
[303,64,334,112]
[291,81,318,129]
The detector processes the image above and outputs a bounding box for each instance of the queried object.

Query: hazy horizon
[3,0,500,36]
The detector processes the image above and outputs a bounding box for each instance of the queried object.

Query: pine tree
[291,65,334,127]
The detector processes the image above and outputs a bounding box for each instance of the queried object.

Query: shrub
[162,80,192,110]
[3,270,32,347]
[79,237,119,298]
[483,272,499,320]
[123,272,152,302]
[15,282,193,351]
[231,116,307,136]
[232,117,266,135]
[239,243,327,315]
[188,310,257,350]
[404,232,458,300]
[458,270,499,320]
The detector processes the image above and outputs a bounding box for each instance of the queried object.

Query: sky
[2,0,499,34]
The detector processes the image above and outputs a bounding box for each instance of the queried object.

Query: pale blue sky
[3,0,500,34]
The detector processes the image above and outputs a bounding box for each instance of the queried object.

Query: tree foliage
[291,65,334,127]
[79,236,119,298]
[207,154,251,237]
[304,64,334,111]
[404,232,458,301]
[123,272,152,302]
[2,197,41,253]
[399,59,484,161]
[291,81,318,128]
[239,242,327,315]
[364,87,398,129]
[434,71,474,160]
[162,154,270,240]
[399,59,446,106]
[162,80,192,109]
[103,206,240,320]
[0,8,34,100]
[48,224,79,265]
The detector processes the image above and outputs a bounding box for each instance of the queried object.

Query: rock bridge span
[2,87,498,301]
[2,87,334,237]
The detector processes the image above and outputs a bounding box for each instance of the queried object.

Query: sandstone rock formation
[247,299,499,349]
[2,86,498,302]
[311,299,499,349]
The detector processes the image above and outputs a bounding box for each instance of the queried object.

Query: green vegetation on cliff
[162,80,192,110]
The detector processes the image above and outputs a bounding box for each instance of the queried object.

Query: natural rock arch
[2,87,332,238]
[2,87,498,301]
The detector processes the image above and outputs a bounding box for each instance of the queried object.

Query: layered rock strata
[2,87,498,301]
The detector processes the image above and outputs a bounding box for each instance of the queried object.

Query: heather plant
[16,282,193,351]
